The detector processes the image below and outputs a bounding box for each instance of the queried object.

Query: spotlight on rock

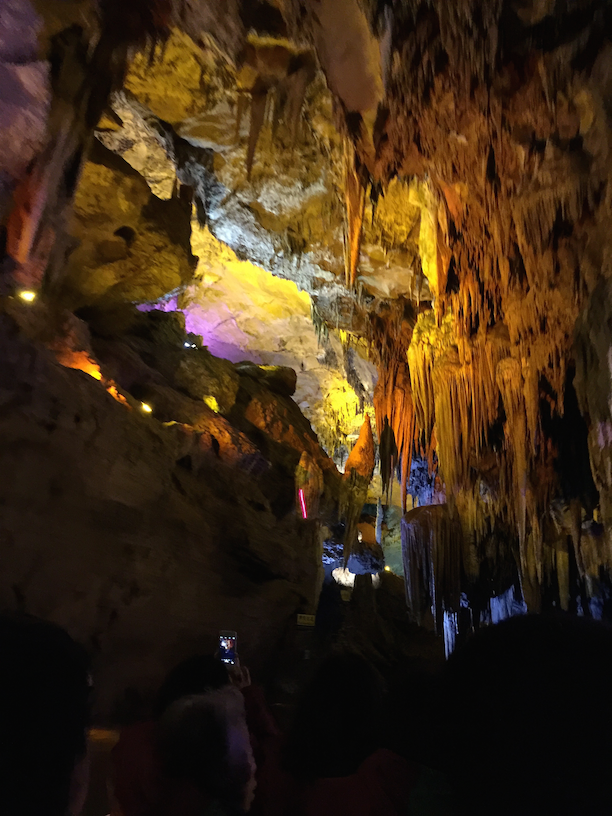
[204,396,219,412]
[141,402,153,414]
[18,290,37,303]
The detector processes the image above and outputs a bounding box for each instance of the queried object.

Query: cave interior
[3,0,612,722]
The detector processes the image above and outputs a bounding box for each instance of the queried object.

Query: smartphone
[219,630,237,665]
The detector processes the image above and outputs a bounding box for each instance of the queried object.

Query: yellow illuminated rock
[125,30,211,126]
[408,180,438,295]
[184,226,373,453]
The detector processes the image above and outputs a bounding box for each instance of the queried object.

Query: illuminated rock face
[350,2,612,617]
[4,0,612,662]
[93,82,376,455]
[60,141,197,309]
[179,227,375,453]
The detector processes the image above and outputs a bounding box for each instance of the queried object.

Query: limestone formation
[3,0,612,676]
[61,141,197,308]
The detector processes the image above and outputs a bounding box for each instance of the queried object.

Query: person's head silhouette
[0,613,91,816]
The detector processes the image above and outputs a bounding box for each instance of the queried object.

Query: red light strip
[298,488,308,519]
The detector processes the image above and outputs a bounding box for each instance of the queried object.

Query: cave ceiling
[5,0,612,615]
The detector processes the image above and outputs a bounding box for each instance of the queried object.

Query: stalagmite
[339,415,375,562]
[401,504,462,643]
[295,450,324,520]
[375,498,383,545]
[378,416,397,502]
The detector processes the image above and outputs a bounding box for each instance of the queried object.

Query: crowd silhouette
[2,611,611,816]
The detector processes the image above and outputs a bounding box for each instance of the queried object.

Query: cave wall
[5,0,612,660]
[0,1,359,708]
[0,314,323,717]
[0,0,50,222]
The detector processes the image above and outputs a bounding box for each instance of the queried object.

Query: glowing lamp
[141,402,153,414]
[384,565,392,572]
[298,488,308,519]
[18,290,36,303]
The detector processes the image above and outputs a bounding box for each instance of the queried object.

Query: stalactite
[270,83,286,140]
[496,357,529,571]
[407,311,454,443]
[235,39,317,181]
[310,300,329,345]
[454,488,494,578]
[344,145,366,289]
[378,416,398,503]
[407,314,510,495]
[5,0,173,290]
[375,287,575,610]
[283,56,316,145]
[373,361,415,511]
[246,81,268,179]
[511,172,590,259]
[354,0,607,617]
[234,92,248,142]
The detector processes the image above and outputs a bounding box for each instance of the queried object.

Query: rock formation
[3,0,612,689]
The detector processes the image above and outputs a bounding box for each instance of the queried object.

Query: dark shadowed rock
[236,362,298,397]
[174,351,239,414]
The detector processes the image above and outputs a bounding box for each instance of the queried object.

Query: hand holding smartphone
[218,630,237,665]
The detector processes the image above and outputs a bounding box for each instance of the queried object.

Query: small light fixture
[184,342,190,348]
[384,565,392,572]
[18,290,36,303]
[141,402,153,414]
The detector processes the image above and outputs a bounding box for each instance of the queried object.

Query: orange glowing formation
[55,350,128,406]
